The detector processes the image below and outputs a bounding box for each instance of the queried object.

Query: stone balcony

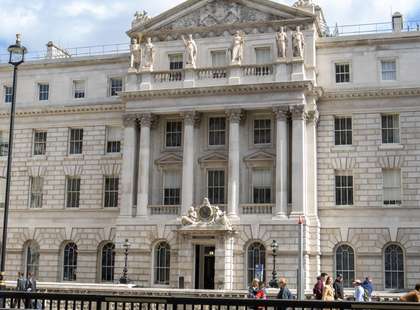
[126,59,312,92]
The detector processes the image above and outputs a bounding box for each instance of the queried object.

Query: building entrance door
[195,245,215,289]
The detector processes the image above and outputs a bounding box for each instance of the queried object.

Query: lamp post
[297,216,305,300]
[269,239,279,288]
[119,239,130,284]
[0,34,26,289]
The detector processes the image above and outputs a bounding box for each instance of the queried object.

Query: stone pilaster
[137,113,153,217]
[290,105,307,217]
[181,112,200,214]
[273,106,289,218]
[120,114,138,217]
[226,109,242,220]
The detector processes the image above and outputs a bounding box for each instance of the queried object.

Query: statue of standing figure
[142,37,155,71]
[231,31,244,65]
[129,38,142,71]
[276,27,288,59]
[182,34,198,68]
[292,26,305,58]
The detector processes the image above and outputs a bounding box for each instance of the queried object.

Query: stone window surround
[72,79,87,99]
[162,118,183,151]
[198,154,228,206]
[107,75,124,97]
[205,167,227,206]
[32,129,48,157]
[205,114,228,151]
[2,83,12,104]
[252,44,274,65]
[99,242,115,283]
[244,241,267,287]
[383,243,406,290]
[333,243,356,288]
[209,48,229,67]
[378,57,399,82]
[382,168,402,206]
[151,240,171,287]
[381,113,400,145]
[333,115,353,147]
[332,59,352,85]
[249,112,274,148]
[334,170,354,206]
[244,152,275,204]
[36,81,50,102]
[161,168,182,206]
[103,175,119,208]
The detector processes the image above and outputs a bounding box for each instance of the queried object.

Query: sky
[0,0,420,56]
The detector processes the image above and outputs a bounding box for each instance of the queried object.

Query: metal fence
[327,20,420,36]
[0,291,419,310]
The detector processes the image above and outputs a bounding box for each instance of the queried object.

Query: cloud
[0,0,419,56]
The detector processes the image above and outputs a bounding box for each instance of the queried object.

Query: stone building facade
[0,0,419,291]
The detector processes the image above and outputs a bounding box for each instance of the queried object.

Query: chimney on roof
[392,12,403,32]
[46,41,71,59]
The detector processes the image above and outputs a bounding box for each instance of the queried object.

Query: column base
[272,213,288,220]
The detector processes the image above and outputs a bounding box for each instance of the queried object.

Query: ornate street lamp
[119,239,131,284]
[269,240,279,288]
[0,34,27,289]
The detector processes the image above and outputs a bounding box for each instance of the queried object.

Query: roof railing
[327,20,420,37]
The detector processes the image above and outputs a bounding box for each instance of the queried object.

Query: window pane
[30,177,43,208]
[154,242,170,285]
[38,84,49,101]
[208,170,225,204]
[26,242,40,278]
[208,117,226,146]
[101,243,115,282]
[334,117,352,145]
[73,80,85,99]
[255,48,271,64]
[66,177,81,208]
[254,119,271,145]
[166,121,182,147]
[110,78,123,96]
[69,129,83,154]
[382,115,400,144]
[384,245,404,289]
[104,177,119,208]
[4,86,12,103]
[163,170,181,205]
[212,51,227,67]
[335,63,350,83]
[63,243,78,281]
[382,60,396,81]
[247,243,266,284]
[335,175,353,205]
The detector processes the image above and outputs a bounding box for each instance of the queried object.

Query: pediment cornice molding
[322,87,420,101]
[0,103,124,118]
[122,81,318,100]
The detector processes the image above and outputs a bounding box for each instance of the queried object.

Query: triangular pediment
[130,0,314,33]
[244,150,275,163]
[155,153,183,167]
[198,152,228,164]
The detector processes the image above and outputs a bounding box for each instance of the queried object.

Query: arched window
[384,244,404,289]
[63,242,77,281]
[247,242,266,285]
[154,242,170,285]
[101,243,115,282]
[25,241,40,277]
[335,244,355,287]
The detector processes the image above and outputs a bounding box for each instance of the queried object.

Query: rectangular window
[73,80,85,99]
[0,131,8,156]
[381,60,397,81]
[335,63,351,83]
[211,50,227,67]
[253,169,273,204]
[254,119,271,145]
[255,47,272,76]
[106,127,122,153]
[334,117,352,146]
[104,177,119,208]
[33,131,47,156]
[163,170,181,205]
[66,177,81,208]
[168,54,183,81]
[383,169,401,205]
[208,170,225,204]
[382,114,400,144]
[38,83,49,101]
[69,128,83,155]
[335,174,353,205]
[109,77,123,96]
[208,117,226,146]
[30,177,43,209]
[0,178,5,208]
[165,121,182,148]
[4,86,12,104]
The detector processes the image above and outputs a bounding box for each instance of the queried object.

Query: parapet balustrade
[129,60,307,92]
[240,204,274,215]
[148,205,180,215]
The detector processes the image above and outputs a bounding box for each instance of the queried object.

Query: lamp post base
[119,277,128,284]
[269,272,279,288]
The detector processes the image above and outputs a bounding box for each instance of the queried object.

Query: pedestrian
[12,272,26,308]
[362,277,374,301]
[353,280,365,302]
[400,284,420,302]
[333,274,344,300]
[322,276,335,301]
[277,278,293,300]
[313,273,328,300]
[26,272,38,309]
[248,278,260,298]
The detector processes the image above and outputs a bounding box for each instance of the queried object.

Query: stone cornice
[0,102,125,118]
[321,87,420,101]
[122,81,316,100]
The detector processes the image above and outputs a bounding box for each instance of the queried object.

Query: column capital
[182,111,201,127]
[137,113,156,128]
[122,114,137,128]
[226,109,244,124]
[273,106,290,121]
[306,109,319,126]
[290,105,307,121]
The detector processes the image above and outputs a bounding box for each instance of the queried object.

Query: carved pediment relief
[243,151,275,167]
[155,153,183,167]
[198,152,228,167]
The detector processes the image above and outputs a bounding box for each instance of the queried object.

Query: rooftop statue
[134,10,151,24]
[292,26,305,58]
[276,27,288,59]
[129,38,141,72]
[142,37,155,71]
[231,31,244,65]
[182,34,198,68]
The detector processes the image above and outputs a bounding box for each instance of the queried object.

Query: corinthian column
[181,112,199,215]
[273,107,289,218]
[120,115,138,217]
[290,105,307,216]
[227,109,242,219]
[137,114,153,217]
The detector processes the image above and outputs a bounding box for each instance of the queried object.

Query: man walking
[12,272,26,308]
[276,278,293,310]
[313,273,327,300]
[353,280,365,302]
[26,272,38,309]
[333,274,344,300]
[362,277,374,301]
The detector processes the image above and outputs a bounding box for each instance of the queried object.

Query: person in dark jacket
[362,277,373,301]
[333,274,344,300]
[277,278,293,300]
[313,273,328,300]
[12,272,26,308]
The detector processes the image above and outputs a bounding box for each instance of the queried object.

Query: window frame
[72,80,86,99]
[0,131,9,157]
[335,172,354,206]
[109,77,123,97]
[25,241,40,278]
[383,169,402,206]
[29,176,44,209]
[100,242,115,282]
[335,244,355,288]
[63,242,78,281]
[0,177,5,209]
[381,114,400,144]
[334,116,353,146]
[106,127,122,154]
[164,120,183,149]
[246,242,266,285]
[103,176,119,208]
[66,176,81,208]
[153,241,171,286]
[37,83,50,101]
[334,62,352,84]
[4,85,12,104]
[162,169,181,206]
[207,169,226,205]
[210,49,228,68]
[33,130,47,156]
[380,58,398,82]
[68,128,84,155]
[208,117,227,148]
[252,168,273,204]
[384,244,405,290]
[253,118,272,146]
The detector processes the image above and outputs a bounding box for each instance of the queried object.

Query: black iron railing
[0,291,419,310]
